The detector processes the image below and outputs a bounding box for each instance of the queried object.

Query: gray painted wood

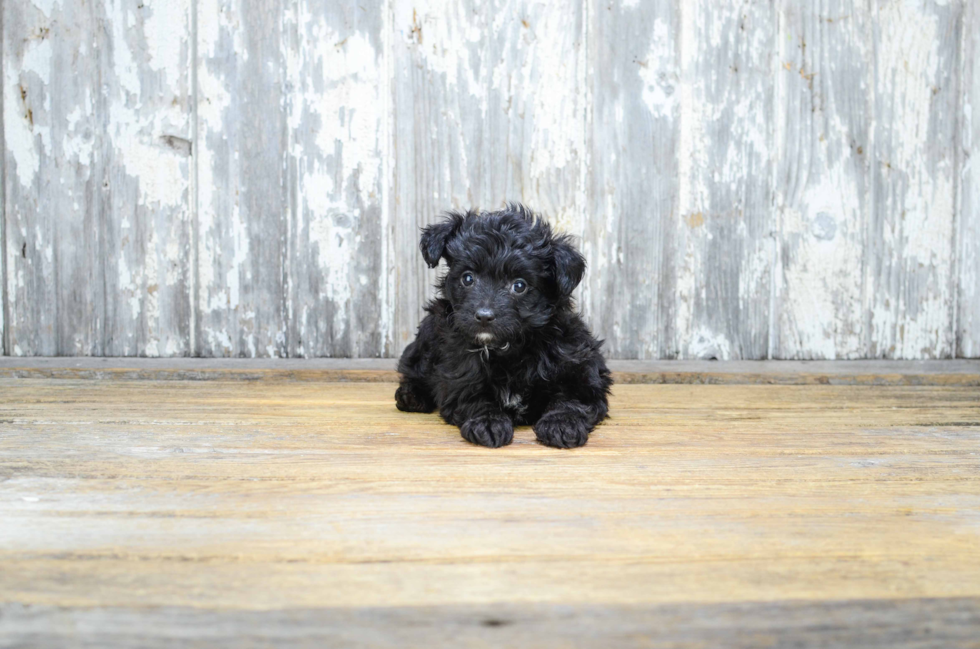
[282,0,386,358]
[773,0,874,359]
[2,0,101,356]
[583,0,678,360]
[672,0,775,360]
[1,0,978,359]
[867,0,961,359]
[2,0,193,356]
[389,0,489,354]
[196,0,288,358]
[1,2,7,357]
[100,2,194,358]
[197,0,388,359]
[959,0,979,358]
[482,0,589,245]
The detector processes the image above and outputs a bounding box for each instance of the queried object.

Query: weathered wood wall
[1,0,976,359]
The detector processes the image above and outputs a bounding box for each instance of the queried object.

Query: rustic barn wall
[959,0,979,358]
[3,0,194,357]
[1,0,976,359]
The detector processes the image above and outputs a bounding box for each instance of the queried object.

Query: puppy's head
[419,204,585,347]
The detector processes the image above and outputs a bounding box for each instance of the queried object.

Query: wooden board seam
[0,360,978,385]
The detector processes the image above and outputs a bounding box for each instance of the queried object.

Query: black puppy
[395,204,611,448]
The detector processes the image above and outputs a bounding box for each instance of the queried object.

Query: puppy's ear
[419,213,464,268]
[551,236,586,297]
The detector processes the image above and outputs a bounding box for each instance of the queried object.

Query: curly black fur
[395,204,612,449]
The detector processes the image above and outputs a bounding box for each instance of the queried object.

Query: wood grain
[773,0,873,359]
[389,0,487,354]
[583,0,678,360]
[0,0,6,360]
[868,0,961,359]
[1,378,979,645]
[1,0,978,361]
[959,0,979,358]
[672,0,775,361]
[282,0,386,358]
[2,0,193,356]
[196,0,288,358]
[1,357,978,385]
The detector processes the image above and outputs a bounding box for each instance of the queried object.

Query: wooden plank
[282,0,386,358]
[671,0,775,360]
[3,598,980,649]
[3,1,100,355]
[481,0,588,241]
[388,0,587,357]
[100,0,194,357]
[388,0,490,355]
[196,0,287,357]
[868,0,961,358]
[1,1,6,357]
[583,0,678,360]
[0,357,978,385]
[773,1,873,359]
[2,0,192,356]
[1,380,979,646]
[198,0,389,359]
[959,0,979,358]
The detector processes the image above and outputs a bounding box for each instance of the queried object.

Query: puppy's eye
[511,279,528,294]
[461,272,475,287]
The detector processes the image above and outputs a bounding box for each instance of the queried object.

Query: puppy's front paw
[460,414,514,448]
[534,410,591,449]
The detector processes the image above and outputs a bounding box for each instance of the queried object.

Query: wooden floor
[2,373,980,647]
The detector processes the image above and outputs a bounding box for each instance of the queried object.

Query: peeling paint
[869,0,960,358]
[5,35,52,189]
[673,0,774,359]
[638,20,676,120]
[3,0,192,356]
[958,2,980,357]
[771,1,869,360]
[2,0,976,359]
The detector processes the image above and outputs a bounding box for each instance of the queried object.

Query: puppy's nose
[475,308,496,324]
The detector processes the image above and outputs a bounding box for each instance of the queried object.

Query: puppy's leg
[534,364,611,449]
[442,401,514,448]
[533,399,604,449]
[395,379,435,413]
[395,319,437,413]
